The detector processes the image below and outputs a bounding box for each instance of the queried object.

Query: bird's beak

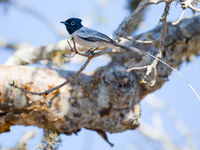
[60,21,68,25]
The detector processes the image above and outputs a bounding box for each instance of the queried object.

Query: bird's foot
[85,47,98,56]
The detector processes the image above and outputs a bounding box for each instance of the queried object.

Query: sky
[0,0,200,150]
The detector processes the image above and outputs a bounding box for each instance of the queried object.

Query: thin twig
[123,36,154,44]
[127,1,171,86]
[172,8,186,25]
[71,38,89,57]
[148,1,170,86]
[114,0,166,39]
[188,0,200,12]
[9,36,114,95]
[10,54,94,95]
[67,40,74,52]
[180,0,200,13]
[127,65,149,71]
[113,0,175,39]
[67,38,112,57]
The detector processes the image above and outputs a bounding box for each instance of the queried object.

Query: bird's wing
[76,27,113,43]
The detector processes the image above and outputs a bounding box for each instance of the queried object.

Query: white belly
[72,34,111,52]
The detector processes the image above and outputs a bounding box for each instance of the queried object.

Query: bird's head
[61,18,83,34]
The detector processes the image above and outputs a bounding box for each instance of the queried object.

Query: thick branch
[5,0,169,66]
[0,16,200,134]
[5,40,89,65]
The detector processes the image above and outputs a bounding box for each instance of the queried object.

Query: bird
[60,17,118,53]
[60,17,200,102]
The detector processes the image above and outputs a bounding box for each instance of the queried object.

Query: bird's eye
[71,21,75,25]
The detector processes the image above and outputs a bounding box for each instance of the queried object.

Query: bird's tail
[112,41,200,102]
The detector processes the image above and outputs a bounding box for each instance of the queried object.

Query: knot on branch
[103,65,137,95]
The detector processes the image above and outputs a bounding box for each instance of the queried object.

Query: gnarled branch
[0,16,200,135]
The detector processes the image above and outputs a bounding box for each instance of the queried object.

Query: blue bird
[61,18,117,52]
[61,17,200,102]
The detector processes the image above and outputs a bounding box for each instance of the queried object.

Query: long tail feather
[114,42,200,102]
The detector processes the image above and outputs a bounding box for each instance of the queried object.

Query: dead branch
[5,40,86,65]
[113,0,173,39]
[126,1,171,86]
[0,16,200,136]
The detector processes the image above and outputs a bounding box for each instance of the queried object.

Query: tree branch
[5,40,88,65]
[113,0,172,39]
[0,16,200,135]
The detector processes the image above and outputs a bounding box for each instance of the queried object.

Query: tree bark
[0,16,200,134]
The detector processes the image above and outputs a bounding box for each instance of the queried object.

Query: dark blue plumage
[61,18,115,50]
[61,18,83,34]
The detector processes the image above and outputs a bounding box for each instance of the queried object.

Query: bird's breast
[72,34,109,52]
